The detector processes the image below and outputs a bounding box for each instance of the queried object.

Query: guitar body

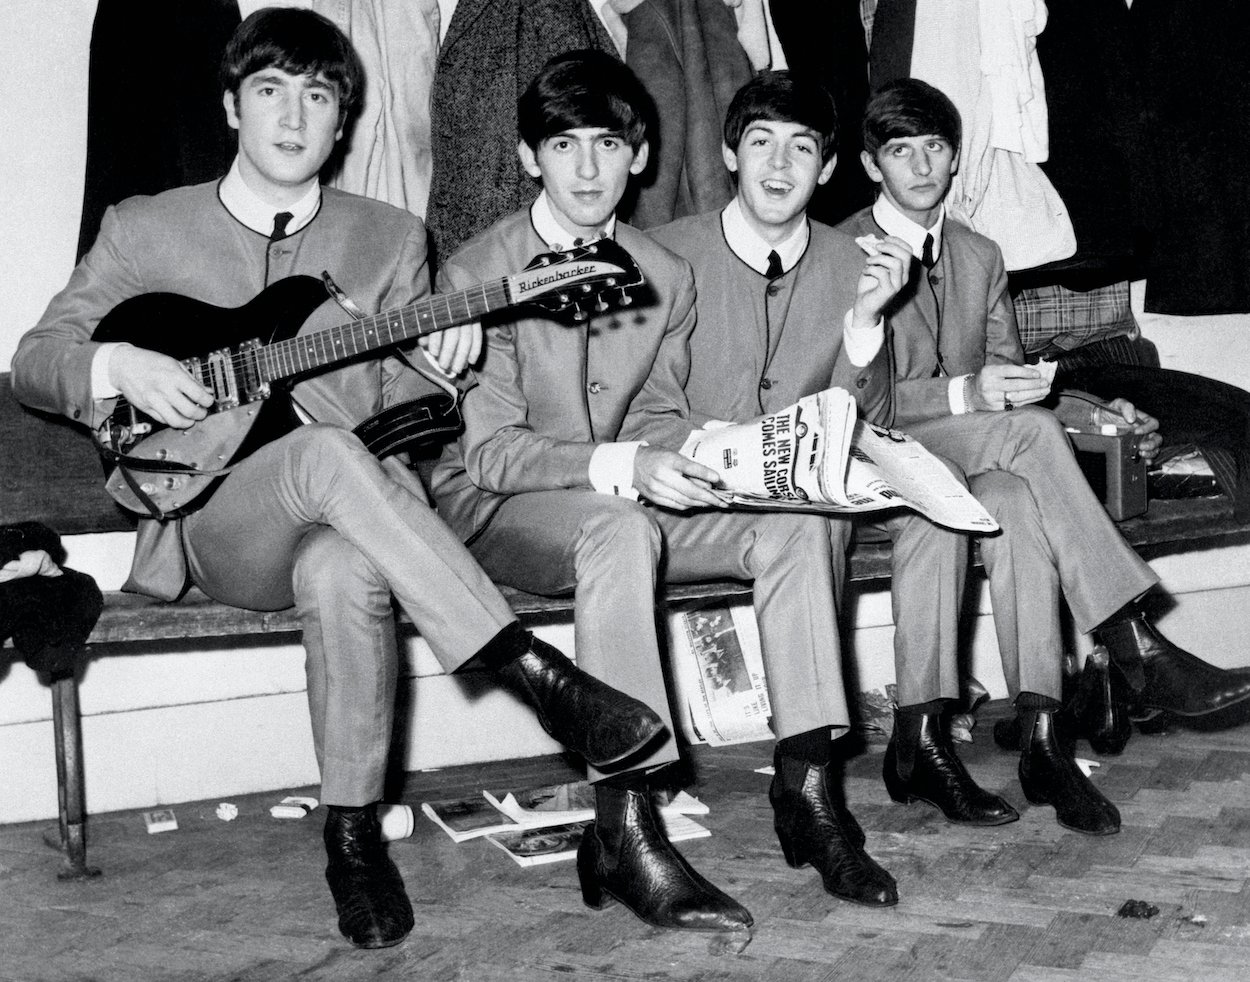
[95,277,329,516]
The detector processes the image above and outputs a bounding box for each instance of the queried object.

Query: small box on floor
[143,809,178,834]
[1067,426,1148,521]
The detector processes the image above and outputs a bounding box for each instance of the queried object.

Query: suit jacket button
[766,284,781,297]
[760,379,772,390]
[856,378,868,389]
[588,381,602,394]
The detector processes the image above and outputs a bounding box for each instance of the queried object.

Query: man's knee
[577,497,662,561]
[293,527,388,611]
[281,424,374,480]
[1011,405,1069,448]
[971,470,1031,513]
[971,470,1042,538]
[748,512,832,569]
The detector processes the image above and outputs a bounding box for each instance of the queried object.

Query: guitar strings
[203,279,513,393]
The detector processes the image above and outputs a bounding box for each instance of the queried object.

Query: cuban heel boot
[1018,708,1120,835]
[1095,613,1250,720]
[324,804,415,948]
[1065,646,1134,755]
[498,636,664,768]
[992,651,1132,757]
[884,706,1018,826]
[577,783,753,931]
[771,752,898,907]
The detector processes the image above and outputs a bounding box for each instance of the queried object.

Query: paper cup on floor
[377,803,415,841]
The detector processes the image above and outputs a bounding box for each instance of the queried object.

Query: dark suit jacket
[620,0,752,229]
[431,209,698,543]
[838,206,1023,428]
[425,0,614,266]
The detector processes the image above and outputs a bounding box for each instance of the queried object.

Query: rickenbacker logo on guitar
[92,240,644,520]
[515,262,606,296]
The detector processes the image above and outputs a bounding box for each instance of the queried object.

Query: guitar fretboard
[258,278,513,383]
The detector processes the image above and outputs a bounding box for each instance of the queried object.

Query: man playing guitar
[12,8,665,951]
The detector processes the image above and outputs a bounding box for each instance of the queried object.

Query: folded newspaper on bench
[682,387,999,533]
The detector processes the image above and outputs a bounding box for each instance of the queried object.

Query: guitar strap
[320,271,463,460]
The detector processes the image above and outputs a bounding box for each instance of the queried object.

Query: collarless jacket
[838,206,1023,428]
[430,209,698,543]
[650,211,893,427]
[12,180,437,599]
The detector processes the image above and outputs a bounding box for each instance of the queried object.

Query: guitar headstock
[507,239,645,322]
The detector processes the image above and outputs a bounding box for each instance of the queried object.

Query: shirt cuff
[91,342,131,400]
[589,441,646,499]
[949,373,974,415]
[842,310,884,367]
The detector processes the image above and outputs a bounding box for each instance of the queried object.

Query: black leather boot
[1018,709,1120,835]
[771,752,898,907]
[1095,613,1250,719]
[577,784,753,931]
[1065,647,1134,754]
[884,706,1018,826]
[993,653,1133,757]
[498,637,664,768]
[324,805,414,948]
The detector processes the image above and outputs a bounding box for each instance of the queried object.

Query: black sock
[777,726,832,765]
[897,698,947,717]
[1095,596,1146,632]
[467,621,532,672]
[1015,691,1062,712]
[595,768,647,792]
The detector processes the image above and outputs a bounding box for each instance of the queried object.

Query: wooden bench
[4,372,1249,880]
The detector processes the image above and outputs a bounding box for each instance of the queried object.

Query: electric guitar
[93,239,643,518]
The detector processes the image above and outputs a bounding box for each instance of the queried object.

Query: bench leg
[49,665,100,880]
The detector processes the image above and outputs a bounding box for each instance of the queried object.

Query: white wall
[3,3,1250,826]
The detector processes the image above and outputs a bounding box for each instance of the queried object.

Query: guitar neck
[261,278,512,383]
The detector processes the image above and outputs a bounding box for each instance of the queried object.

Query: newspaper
[483,784,707,828]
[682,387,999,533]
[667,601,774,746]
[485,813,710,867]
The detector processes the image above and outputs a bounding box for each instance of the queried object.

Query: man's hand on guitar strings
[420,322,482,377]
[109,345,214,429]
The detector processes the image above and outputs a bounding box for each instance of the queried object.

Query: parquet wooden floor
[2,706,1249,981]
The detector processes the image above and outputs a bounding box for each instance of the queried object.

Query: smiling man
[12,9,670,951]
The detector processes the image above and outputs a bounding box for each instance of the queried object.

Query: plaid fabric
[1012,280,1138,356]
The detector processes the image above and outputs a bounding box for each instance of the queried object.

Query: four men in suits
[18,10,1250,949]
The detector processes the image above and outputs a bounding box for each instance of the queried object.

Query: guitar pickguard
[104,404,268,516]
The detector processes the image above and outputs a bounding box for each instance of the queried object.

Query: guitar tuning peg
[594,297,610,313]
[617,289,633,307]
[580,283,592,293]
[572,306,588,322]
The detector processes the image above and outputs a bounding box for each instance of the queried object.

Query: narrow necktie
[921,232,936,269]
[270,211,294,241]
[765,249,784,280]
